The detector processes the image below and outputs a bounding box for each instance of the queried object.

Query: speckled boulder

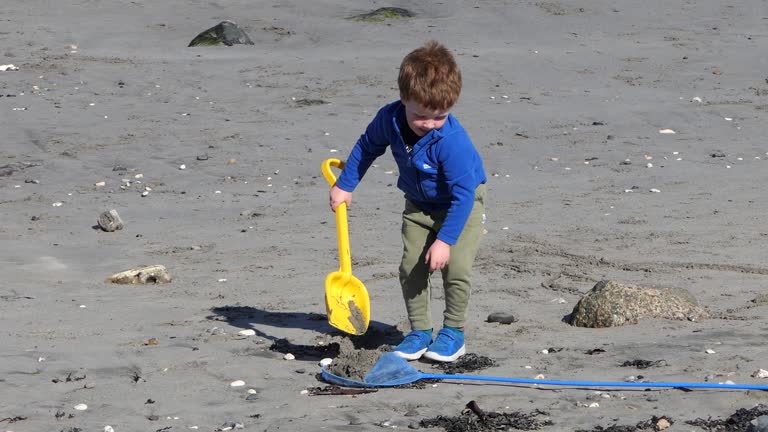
[569,280,708,328]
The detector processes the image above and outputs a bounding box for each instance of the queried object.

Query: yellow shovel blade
[325,271,370,335]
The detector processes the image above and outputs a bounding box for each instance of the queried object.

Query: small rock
[230,380,245,387]
[319,358,333,367]
[247,388,257,394]
[106,264,172,284]
[197,154,209,161]
[246,393,259,401]
[486,312,517,324]
[747,415,768,432]
[95,181,106,187]
[98,209,124,232]
[710,150,726,158]
[179,164,186,170]
[238,329,256,336]
[752,369,768,378]
[146,337,159,346]
[284,353,295,360]
[188,20,254,47]
[705,348,716,354]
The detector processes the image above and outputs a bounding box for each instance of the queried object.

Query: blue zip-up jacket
[336,101,486,245]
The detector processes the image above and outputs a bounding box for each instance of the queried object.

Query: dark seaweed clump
[686,404,768,431]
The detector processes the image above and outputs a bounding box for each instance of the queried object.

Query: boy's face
[402,99,450,137]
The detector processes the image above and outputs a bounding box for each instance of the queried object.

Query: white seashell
[705,348,716,354]
[319,358,333,367]
[502,226,509,230]
[624,189,633,193]
[649,188,661,193]
[300,389,309,394]
[247,388,258,394]
[134,174,143,179]
[691,96,703,103]
[95,181,106,187]
[524,365,532,369]
[541,349,549,354]
[549,157,559,161]
[752,369,768,378]
[329,149,338,153]
[179,164,186,170]
[646,163,653,168]
[284,353,295,360]
[0,64,19,71]
[534,374,545,379]
[724,117,732,121]
[104,426,115,432]
[230,380,245,387]
[52,202,63,207]
[588,402,600,408]
[238,329,256,336]
[141,191,149,197]
[659,129,676,134]
[74,403,88,410]
[218,278,227,282]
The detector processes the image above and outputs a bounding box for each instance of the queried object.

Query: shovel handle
[321,159,352,275]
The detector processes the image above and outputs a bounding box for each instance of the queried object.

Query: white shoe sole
[393,348,428,361]
[422,345,466,362]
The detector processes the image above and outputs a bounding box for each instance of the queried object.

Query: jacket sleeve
[335,107,391,192]
[435,134,482,245]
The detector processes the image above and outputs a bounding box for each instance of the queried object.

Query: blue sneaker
[423,327,465,362]
[393,330,432,360]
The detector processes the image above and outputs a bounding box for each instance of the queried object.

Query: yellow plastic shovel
[321,158,370,335]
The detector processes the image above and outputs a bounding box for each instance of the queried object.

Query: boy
[329,40,486,362]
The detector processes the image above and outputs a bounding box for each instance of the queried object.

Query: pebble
[752,369,768,378]
[284,353,295,360]
[247,388,258,394]
[230,380,245,387]
[705,348,716,354]
[486,312,517,324]
[238,329,256,336]
[74,403,88,410]
[319,358,333,367]
[656,418,671,430]
[246,394,259,401]
[179,164,186,170]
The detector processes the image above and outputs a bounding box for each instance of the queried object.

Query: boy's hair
[398,40,462,111]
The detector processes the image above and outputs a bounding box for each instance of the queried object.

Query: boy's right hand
[329,185,353,212]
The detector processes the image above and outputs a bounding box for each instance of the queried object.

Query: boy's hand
[329,185,353,212]
[425,239,450,272]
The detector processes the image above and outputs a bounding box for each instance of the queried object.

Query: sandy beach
[2,0,768,430]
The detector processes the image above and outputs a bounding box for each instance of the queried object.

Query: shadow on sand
[207,305,404,358]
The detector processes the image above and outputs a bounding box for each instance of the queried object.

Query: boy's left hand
[425,239,450,272]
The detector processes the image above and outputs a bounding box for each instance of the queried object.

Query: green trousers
[399,184,486,331]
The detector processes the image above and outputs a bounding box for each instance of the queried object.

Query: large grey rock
[188,21,254,47]
[569,280,708,328]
